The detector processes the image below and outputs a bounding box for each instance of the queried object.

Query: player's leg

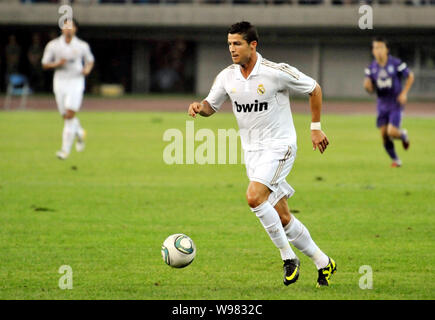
[57,109,77,160]
[275,197,328,267]
[387,109,409,151]
[54,90,72,159]
[380,123,400,167]
[58,88,86,158]
[274,196,336,286]
[247,181,299,286]
[246,147,301,285]
[247,181,297,262]
[274,197,291,226]
[70,90,86,152]
[277,198,337,287]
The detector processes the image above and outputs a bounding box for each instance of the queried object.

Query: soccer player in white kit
[188,22,336,287]
[42,19,94,160]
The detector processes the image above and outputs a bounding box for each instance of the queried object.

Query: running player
[364,37,414,167]
[42,19,94,160]
[188,22,336,287]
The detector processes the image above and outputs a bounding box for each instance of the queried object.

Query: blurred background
[0,0,434,101]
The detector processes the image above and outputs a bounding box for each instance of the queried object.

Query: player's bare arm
[188,100,216,118]
[42,58,66,70]
[363,77,374,93]
[309,83,329,154]
[397,71,414,105]
[82,61,94,76]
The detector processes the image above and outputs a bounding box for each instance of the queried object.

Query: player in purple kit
[364,37,414,167]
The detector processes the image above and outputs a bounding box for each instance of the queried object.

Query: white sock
[284,216,329,269]
[72,117,84,139]
[251,201,297,261]
[62,118,76,154]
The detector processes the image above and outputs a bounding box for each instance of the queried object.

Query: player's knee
[387,127,396,137]
[246,191,266,209]
[387,127,394,137]
[64,110,75,119]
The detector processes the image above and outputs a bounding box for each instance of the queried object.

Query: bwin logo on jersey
[235,100,268,112]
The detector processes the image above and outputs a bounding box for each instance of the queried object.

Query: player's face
[372,41,388,61]
[228,33,257,66]
[62,20,77,38]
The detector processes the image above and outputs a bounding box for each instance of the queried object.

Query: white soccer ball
[161,233,196,268]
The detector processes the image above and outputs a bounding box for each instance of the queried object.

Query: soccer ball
[161,233,196,268]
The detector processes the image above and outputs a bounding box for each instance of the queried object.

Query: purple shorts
[376,108,403,128]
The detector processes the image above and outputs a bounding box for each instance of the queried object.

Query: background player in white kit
[188,22,336,287]
[42,19,94,160]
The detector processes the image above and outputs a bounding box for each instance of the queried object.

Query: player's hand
[188,102,202,118]
[397,92,408,105]
[311,130,329,154]
[56,58,67,68]
[82,67,91,76]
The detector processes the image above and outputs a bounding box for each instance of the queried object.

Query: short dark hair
[63,18,79,29]
[228,21,259,44]
[372,36,388,48]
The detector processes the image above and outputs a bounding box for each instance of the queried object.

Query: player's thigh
[244,150,259,180]
[248,145,295,193]
[376,109,389,129]
[379,124,388,140]
[246,181,271,208]
[268,179,295,208]
[387,109,403,133]
[268,146,295,187]
[64,88,84,113]
[54,90,66,116]
[387,124,401,138]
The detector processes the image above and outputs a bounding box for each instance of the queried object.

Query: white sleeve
[364,67,371,77]
[204,71,228,112]
[278,63,317,95]
[41,42,55,65]
[83,42,94,64]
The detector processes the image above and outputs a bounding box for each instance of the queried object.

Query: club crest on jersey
[257,84,266,95]
[235,100,268,112]
[379,69,388,78]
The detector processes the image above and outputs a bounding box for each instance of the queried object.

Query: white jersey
[41,35,94,92]
[205,52,316,151]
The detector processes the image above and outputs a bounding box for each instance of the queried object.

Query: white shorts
[245,145,296,207]
[53,79,84,115]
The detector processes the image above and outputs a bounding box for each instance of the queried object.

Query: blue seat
[8,74,30,95]
[3,73,31,110]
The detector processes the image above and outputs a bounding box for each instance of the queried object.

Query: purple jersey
[365,55,410,110]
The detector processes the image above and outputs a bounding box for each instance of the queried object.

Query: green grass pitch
[0,110,434,300]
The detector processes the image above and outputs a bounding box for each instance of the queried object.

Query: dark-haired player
[364,37,414,167]
[188,21,336,287]
[42,19,94,160]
